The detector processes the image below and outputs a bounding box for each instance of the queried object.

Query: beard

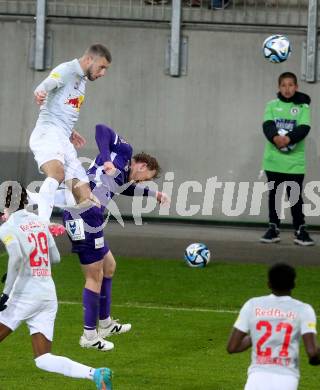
[86,65,95,81]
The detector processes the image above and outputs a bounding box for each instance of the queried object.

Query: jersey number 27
[256,320,293,357]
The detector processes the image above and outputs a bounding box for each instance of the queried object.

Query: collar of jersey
[270,293,291,300]
[6,209,28,222]
[277,91,311,105]
[12,209,29,217]
[73,58,85,77]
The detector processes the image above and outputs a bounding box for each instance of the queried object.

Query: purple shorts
[63,206,109,265]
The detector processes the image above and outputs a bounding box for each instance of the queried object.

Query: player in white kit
[0,184,112,390]
[29,44,112,234]
[227,263,320,390]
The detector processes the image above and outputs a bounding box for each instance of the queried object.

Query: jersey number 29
[28,232,49,267]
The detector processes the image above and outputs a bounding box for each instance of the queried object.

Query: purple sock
[83,288,100,330]
[99,277,112,320]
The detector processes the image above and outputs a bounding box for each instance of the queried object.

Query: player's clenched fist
[156,191,171,206]
[34,90,47,105]
[70,130,86,149]
[103,161,117,176]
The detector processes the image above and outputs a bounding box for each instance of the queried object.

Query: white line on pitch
[59,301,239,314]
[59,302,320,319]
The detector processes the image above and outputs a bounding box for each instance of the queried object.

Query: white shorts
[0,297,58,341]
[29,124,88,182]
[245,372,298,390]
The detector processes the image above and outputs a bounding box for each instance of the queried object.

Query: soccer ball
[184,243,210,268]
[277,128,296,153]
[262,35,291,63]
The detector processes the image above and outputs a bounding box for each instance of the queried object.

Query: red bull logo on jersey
[255,307,297,320]
[20,221,47,232]
[65,95,85,111]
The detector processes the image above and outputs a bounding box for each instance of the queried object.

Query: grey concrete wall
[1,17,319,225]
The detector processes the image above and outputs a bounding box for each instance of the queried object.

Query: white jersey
[234,294,317,378]
[36,59,86,136]
[0,210,57,302]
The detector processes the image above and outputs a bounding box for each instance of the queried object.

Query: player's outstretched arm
[302,333,320,365]
[156,191,171,206]
[121,184,170,206]
[49,245,61,264]
[48,232,61,264]
[227,328,252,354]
[95,124,116,161]
[33,78,60,105]
[2,241,23,297]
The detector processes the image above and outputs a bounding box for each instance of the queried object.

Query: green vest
[262,98,310,174]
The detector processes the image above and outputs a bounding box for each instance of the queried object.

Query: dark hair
[0,182,28,212]
[278,72,297,86]
[133,152,161,178]
[268,263,296,292]
[85,44,112,63]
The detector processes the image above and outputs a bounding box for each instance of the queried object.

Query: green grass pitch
[0,253,319,389]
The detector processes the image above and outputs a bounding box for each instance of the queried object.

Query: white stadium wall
[0,16,319,224]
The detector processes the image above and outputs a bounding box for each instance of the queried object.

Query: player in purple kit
[63,124,170,351]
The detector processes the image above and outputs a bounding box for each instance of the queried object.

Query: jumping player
[0,184,112,389]
[227,263,320,390]
[63,124,170,351]
[29,44,112,234]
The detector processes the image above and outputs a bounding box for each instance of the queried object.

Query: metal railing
[0,0,310,26]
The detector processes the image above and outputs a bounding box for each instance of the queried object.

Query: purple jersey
[88,124,132,191]
[87,124,152,207]
[63,124,155,264]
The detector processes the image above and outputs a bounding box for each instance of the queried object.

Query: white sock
[38,177,60,221]
[35,353,95,380]
[27,188,76,208]
[99,317,111,328]
[84,329,98,340]
[26,190,39,206]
